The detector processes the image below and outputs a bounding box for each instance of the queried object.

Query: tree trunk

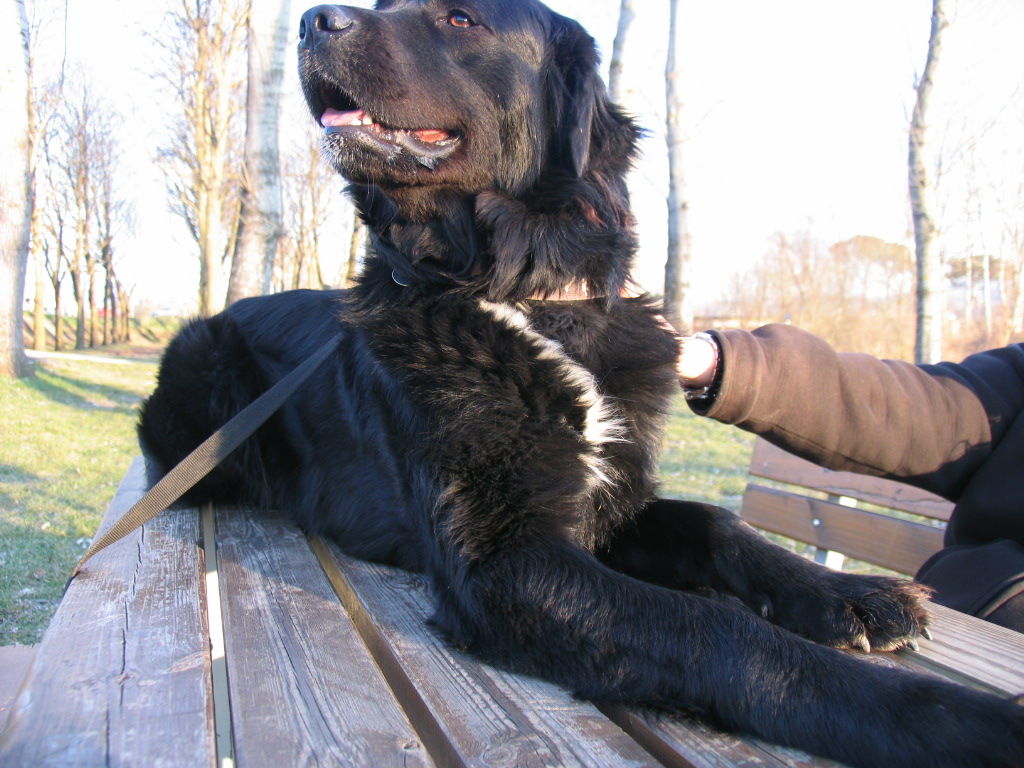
[981,252,992,344]
[1013,260,1024,337]
[345,211,363,287]
[663,0,693,332]
[0,0,33,378]
[909,0,948,364]
[71,224,87,349]
[29,97,44,351]
[50,239,64,351]
[53,279,63,351]
[227,0,291,305]
[119,283,131,342]
[87,254,98,347]
[32,248,46,350]
[608,0,635,104]
[197,185,227,317]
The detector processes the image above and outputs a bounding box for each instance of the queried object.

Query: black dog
[138,2,1024,765]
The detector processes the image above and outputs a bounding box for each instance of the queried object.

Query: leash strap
[68,332,345,582]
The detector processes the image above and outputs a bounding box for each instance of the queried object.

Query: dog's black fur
[138,2,1024,765]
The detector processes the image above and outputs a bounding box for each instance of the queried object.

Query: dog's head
[298,0,641,299]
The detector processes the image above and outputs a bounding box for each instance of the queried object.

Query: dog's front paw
[744,569,933,652]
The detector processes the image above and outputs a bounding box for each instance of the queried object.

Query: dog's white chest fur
[478,300,626,491]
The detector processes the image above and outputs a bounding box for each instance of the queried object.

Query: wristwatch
[680,332,720,402]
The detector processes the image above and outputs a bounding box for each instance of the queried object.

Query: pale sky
[32,0,1024,312]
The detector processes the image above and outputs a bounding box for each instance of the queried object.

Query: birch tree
[608,0,635,104]
[663,0,692,331]
[909,0,948,364]
[227,0,292,304]
[0,0,33,378]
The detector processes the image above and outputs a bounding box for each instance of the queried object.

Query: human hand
[678,333,719,394]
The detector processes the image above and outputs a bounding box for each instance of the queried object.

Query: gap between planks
[203,503,237,768]
[308,535,466,768]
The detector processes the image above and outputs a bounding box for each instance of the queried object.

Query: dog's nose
[299,5,356,48]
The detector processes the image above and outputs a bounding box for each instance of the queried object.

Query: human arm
[678,324,1024,502]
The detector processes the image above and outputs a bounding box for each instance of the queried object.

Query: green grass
[0,353,158,645]
[659,393,757,511]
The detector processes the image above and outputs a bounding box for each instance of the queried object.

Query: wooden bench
[2,457,1022,768]
[741,437,954,574]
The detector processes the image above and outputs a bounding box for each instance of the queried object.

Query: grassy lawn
[1,347,757,646]
[0,349,160,645]
[659,395,756,510]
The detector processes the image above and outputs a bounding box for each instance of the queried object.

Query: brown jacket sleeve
[691,324,995,502]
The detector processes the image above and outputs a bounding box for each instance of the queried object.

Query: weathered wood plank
[901,603,1024,696]
[0,645,35,734]
[0,457,214,767]
[741,484,944,575]
[748,439,953,522]
[311,537,658,768]
[600,705,846,768]
[213,508,432,768]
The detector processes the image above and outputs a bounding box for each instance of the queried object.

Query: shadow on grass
[0,463,40,486]
[24,366,145,416]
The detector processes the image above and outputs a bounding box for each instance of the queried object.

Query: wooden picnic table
[1,457,1022,767]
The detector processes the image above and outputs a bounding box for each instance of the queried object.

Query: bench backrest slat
[740,484,946,576]
[748,439,954,522]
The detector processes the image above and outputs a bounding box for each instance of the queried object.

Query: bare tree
[26,0,65,353]
[607,0,635,104]
[29,72,129,352]
[89,120,129,345]
[157,0,248,317]
[57,81,98,349]
[276,138,333,291]
[0,0,33,378]
[909,0,949,363]
[275,130,361,291]
[37,110,71,351]
[227,0,292,304]
[663,0,693,331]
[718,232,916,359]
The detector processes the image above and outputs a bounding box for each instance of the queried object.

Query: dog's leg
[598,499,931,652]
[431,538,1024,768]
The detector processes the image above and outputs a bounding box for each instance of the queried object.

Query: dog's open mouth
[317,86,462,169]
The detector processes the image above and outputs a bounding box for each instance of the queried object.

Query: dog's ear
[546,14,636,178]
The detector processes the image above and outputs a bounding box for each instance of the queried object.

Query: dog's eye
[445,10,474,28]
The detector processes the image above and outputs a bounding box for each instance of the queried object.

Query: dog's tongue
[321,108,450,144]
[321,107,366,127]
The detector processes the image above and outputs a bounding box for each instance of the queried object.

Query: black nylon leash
[68,331,345,583]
